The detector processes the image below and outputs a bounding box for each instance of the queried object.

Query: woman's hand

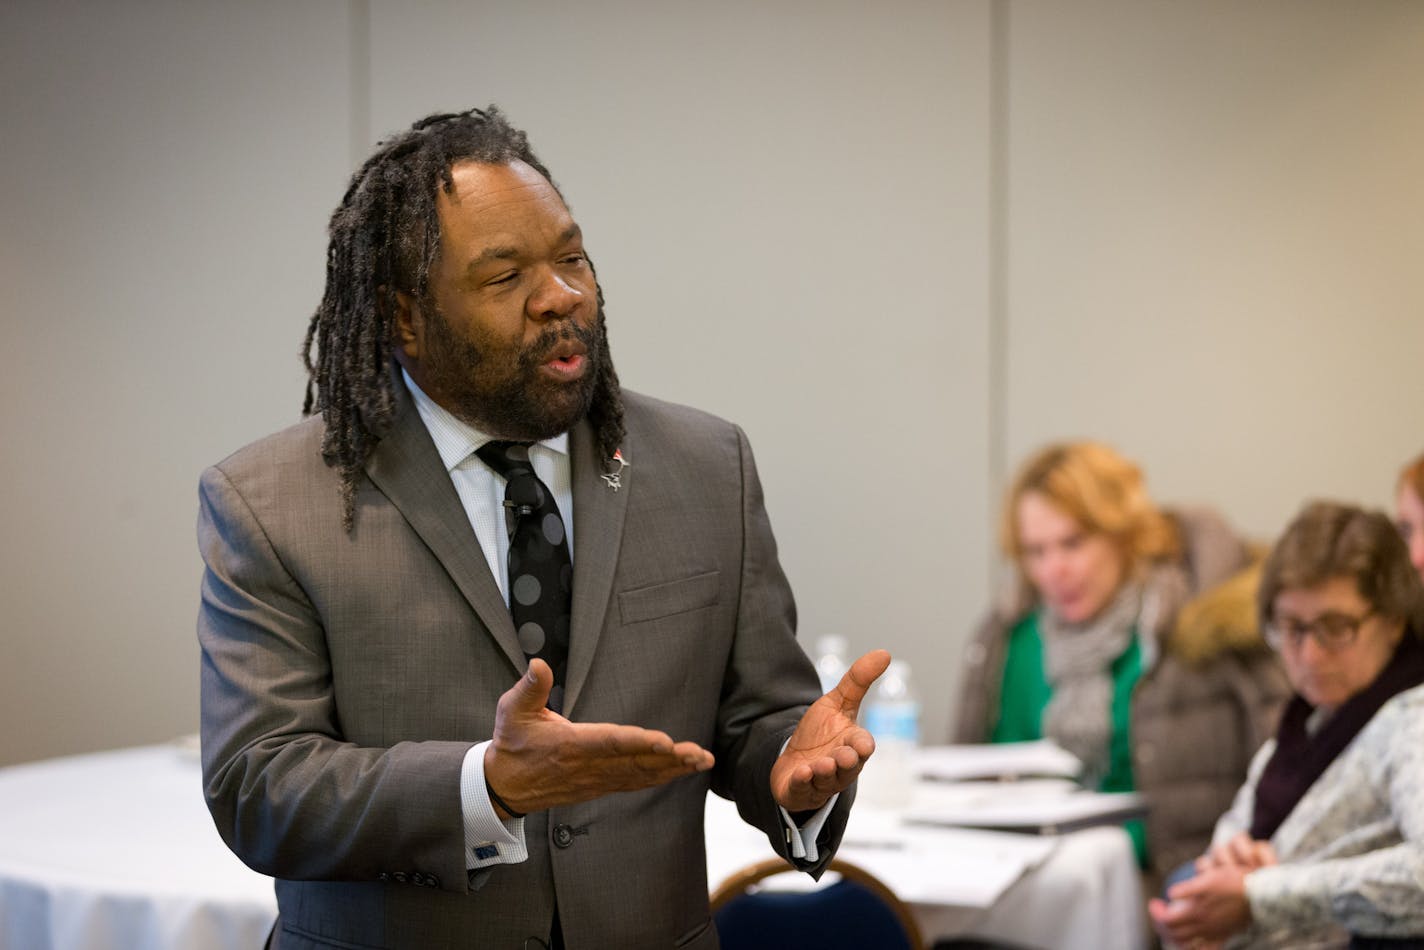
[1148,865,1253,945]
[1195,832,1277,874]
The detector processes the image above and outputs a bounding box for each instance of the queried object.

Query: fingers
[1147,897,1178,933]
[504,659,554,715]
[1149,896,1198,943]
[671,740,716,771]
[847,727,875,760]
[1255,840,1278,867]
[832,649,892,713]
[489,689,716,811]
[1227,833,1256,867]
[1167,873,1207,902]
[586,723,711,766]
[771,741,870,812]
[1203,834,1274,872]
[789,744,868,797]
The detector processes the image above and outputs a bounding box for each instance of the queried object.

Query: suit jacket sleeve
[713,423,854,876]
[197,462,475,892]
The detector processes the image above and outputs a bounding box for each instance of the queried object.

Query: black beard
[419,306,607,442]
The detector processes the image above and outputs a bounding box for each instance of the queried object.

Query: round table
[0,744,276,950]
[0,743,1146,950]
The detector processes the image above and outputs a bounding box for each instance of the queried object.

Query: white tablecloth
[0,745,275,950]
[705,793,1147,950]
[0,745,1145,950]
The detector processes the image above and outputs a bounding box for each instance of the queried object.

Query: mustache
[518,318,603,370]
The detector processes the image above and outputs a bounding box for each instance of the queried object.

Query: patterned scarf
[1039,583,1142,786]
[1250,631,1424,840]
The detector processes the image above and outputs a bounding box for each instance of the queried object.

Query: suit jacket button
[552,824,574,849]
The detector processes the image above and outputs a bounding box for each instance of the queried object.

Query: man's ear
[391,289,421,363]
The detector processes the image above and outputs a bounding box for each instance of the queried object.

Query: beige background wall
[1,0,1420,767]
[1003,2,1424,540]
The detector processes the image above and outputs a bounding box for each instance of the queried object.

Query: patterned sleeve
[1244,691,1424,937]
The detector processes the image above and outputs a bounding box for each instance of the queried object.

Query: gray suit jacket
[198,383,850,949]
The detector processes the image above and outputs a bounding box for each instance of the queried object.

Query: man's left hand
[770,649,892,813]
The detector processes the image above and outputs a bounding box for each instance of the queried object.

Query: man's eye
[488,271,518,286]
[560,253,588,266]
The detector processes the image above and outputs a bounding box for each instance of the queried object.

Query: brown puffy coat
[951,508,1291,890]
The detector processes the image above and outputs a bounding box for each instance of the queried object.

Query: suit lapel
[363,383,527,674]
[565,419,629,716]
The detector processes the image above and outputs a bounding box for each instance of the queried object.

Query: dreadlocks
[301,106,625,529]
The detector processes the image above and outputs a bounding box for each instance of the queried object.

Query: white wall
[2,0,1421,766]
[1004,1,1424,539]
[0,0,354,765]
[366,0,994,754]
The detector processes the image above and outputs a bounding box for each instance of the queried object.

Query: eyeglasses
[1264,609,1374,653]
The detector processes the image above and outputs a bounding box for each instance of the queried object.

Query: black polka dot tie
[475,441,572,713]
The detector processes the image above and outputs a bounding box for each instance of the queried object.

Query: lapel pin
[601,448,629,491]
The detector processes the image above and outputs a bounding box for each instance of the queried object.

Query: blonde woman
[953,442,1289,889]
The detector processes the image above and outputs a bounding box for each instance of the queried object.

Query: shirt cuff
[461,740,528,870]
[777,796,839,864]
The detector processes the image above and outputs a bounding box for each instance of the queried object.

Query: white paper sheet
[902,779,1147,834]
[914,740,1083,782]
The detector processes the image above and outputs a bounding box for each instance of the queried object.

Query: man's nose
[527,268,585,320]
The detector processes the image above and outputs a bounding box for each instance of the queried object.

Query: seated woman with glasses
[1149,500,1424,949]
[953,442,1289,889]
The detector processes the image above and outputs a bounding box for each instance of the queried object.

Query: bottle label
[864,703,920,743]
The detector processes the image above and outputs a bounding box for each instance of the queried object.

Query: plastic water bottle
[812,634,849,694]
[860,660,920,808]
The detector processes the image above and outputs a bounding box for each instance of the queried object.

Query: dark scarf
[1251,631,1424,840]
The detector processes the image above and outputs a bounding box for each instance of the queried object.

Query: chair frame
[709,856,926,950]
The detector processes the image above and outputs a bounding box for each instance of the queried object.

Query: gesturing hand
[770,649,892,813]
[482,660,715,818]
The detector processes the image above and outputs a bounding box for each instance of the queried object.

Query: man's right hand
[482,659,715,817]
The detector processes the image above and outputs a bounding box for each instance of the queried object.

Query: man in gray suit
[198,106,890,949]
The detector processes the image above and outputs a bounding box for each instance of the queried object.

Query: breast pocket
[618,571,721,626]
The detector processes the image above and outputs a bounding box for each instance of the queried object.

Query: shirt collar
[401,368,570,473]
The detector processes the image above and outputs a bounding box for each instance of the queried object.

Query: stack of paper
[838,814,1058,907]
[902,778,1147,836]
[914,740,1083,782]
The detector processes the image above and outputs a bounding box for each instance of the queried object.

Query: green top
[990,610,1148,865]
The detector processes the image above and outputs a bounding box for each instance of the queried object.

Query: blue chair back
[711,858,921,950]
